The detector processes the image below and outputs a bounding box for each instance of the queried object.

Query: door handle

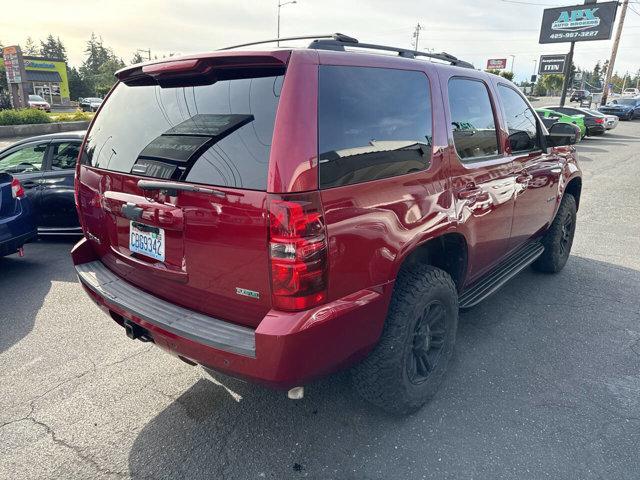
[550,167,562,174]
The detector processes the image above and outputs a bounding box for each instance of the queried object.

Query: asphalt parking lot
[1,120,640,480]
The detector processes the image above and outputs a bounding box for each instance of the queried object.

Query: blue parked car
[598,97,640,121]
[0,173,37,257]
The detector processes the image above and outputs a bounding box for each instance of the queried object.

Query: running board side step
[459,241,544,309]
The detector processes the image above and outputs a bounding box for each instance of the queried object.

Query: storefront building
[1,50,70,106]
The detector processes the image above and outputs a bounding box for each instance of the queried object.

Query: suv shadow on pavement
[0,237,77,353]
[127,255,640,479]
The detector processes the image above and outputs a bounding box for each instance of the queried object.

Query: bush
[0,108,52,126]
[49,110,94,122]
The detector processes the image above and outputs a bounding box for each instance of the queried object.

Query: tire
[533,194,577,273]
[352,265,458,415]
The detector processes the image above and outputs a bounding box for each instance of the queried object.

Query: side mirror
[507,131,532,151]
[547,122,579,147]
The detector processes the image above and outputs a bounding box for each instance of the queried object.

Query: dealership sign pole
[2,46,28,109]
[539,1,619,106]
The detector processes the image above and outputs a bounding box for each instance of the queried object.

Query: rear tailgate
[76,53,289,328]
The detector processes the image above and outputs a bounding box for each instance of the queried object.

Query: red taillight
[268,192,328,311]
[595,117,604,124]
[11,178,24,199]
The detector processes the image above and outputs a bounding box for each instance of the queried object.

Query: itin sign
[539,1,618,43]
[538,55,567,75]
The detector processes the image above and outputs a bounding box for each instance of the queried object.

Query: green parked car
[536,108,586,139]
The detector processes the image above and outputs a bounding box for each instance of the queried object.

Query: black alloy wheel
[407,301,446,384]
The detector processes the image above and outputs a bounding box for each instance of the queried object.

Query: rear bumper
[586,125,606,135]
[0,229,37,256]
[72,238,392,389]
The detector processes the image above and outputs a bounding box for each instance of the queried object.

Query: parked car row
[535,97,640,140]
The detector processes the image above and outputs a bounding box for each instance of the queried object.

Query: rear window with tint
[82,73,284,190]
[318,66,432,189]
[447,78,500,161]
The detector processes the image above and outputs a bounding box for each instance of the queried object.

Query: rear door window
[318,66,432,189]
[50,141,81,170]
[447,78,500,162]
[82,73,284,191]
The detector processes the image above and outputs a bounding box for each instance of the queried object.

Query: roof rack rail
[308,35,474,69]
[217,33,474,69]
[217,33,354,51]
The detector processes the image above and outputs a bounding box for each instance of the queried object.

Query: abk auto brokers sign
[539,1,618,44]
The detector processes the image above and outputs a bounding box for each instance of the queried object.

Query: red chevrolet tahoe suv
[72,34,582,414]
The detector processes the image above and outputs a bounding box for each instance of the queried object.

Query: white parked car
[603,114,619,130]
[622,88,640,97]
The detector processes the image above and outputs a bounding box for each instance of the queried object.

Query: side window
[497,85,540,153]
[318,66,432,189]
[0,143,48,174]
[447,78,500,161]
[51,142,80,170]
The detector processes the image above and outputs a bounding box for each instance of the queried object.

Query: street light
[277,0,297,46]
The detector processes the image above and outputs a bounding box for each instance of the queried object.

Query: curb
[0,121,89,139]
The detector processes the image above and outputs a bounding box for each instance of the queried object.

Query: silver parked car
[79,97,103,112]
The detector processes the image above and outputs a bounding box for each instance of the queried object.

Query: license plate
[129,221,165,262]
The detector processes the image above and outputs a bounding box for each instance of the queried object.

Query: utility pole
[559,42,574,107]
[509,54,515,75]
[601,0,628,105]
[137,48,151,61]
[412,23,424,51]
[560,0,602,106]
[277,1,297,46]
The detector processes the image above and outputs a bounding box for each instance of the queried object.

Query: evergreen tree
[24,36,39,56]
[55,37,68,62]
[80,34,125,96]
[130,52,144,65]
[81,33,110,74]
[93,54,125,95]
[39,34,67,60]
[67,66,91,100]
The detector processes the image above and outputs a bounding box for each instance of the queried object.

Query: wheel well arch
[565,177,582,210]
[397,233,468,291]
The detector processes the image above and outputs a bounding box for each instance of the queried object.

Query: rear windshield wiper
[137,179,232,197]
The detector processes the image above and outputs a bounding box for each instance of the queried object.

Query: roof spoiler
[115,51,291,84]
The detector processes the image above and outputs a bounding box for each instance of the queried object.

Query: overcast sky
[2,0,639,84]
